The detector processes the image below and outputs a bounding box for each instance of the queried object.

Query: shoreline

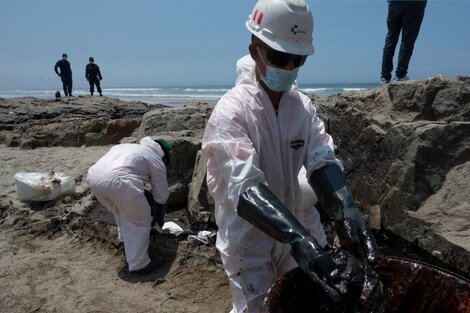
[0,83,379,107]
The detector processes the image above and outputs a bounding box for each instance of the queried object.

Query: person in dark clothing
[54,53,73,96]
[380,0,427,84]
[85,57,103,96]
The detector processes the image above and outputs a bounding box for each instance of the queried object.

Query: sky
[0,0,469,90]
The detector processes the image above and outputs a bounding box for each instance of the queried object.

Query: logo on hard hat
[291,24,306,35]
[252,9,264,25]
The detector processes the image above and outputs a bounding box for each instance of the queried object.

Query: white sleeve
[202,94,265,211]
[147,154,169,204]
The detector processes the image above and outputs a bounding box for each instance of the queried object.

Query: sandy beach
[0,144,231,313]
[0,93,232,313]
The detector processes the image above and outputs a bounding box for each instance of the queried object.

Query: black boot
[129,258,162,275]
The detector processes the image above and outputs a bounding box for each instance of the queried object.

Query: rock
[314,76,470,274]
[138,103,214,213]
[84,132,103,146]
[137,102,213,139]
[367,205,382,230]
[432,250,443,260]
[167,182,188,212]
[187,151,215,230]
[0,96,159,148]
[407,162,470,269]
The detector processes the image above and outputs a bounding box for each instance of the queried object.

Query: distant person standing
[85,57,103,96]
[54,53,73,96]
[380,0,427,84]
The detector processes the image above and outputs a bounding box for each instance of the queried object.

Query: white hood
[235,55,256,87]
[140,136,165,158]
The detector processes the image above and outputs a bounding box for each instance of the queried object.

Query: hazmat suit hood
[235,55,256,86]
[140,136,165,159]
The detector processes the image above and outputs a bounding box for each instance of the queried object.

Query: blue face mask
[257,47,299,92]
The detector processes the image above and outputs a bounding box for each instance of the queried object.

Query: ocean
[0,83,378,107]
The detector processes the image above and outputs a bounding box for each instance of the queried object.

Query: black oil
[374,229,470,280]
[263,238,470,313]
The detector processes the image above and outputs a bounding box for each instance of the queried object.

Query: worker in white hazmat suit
[201,1,379,312]
[87,136,173,274]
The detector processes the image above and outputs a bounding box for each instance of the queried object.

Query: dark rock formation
[137,102,213,139]
[187,151,215,230]
[0,96,162,148]
[137,103,214,216]
[314,76,470,274]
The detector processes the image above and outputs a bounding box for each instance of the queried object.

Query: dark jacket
[85,63,102,81]
[54,59,72,78]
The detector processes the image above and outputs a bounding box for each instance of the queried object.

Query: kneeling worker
[87,137,173,274]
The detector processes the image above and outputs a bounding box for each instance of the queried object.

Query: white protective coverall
[202,55,341,313]
[86,136,168,271]
[298,166,327,247]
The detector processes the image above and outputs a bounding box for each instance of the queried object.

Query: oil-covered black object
[260,246,384,313]
[261,255,470,313]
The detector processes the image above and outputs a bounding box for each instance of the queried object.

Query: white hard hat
[246,0,314,56]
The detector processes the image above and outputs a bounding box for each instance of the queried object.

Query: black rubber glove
[238,183,343,304]
[153,203,166,228]
[309,164,379,265]
[144,189,166,228]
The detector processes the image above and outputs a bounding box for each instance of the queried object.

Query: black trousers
[89,78,102,95]
[381,1,427,80]
[61,77,73,96]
